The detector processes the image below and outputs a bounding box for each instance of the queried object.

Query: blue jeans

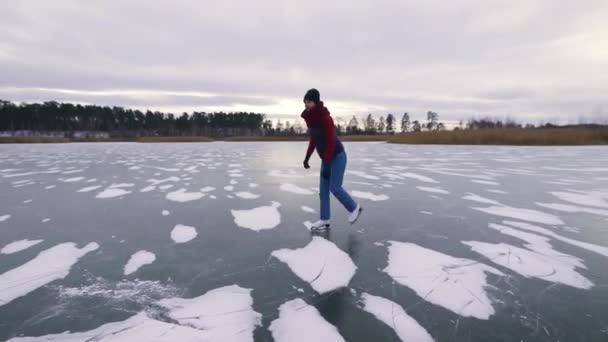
[320,151,358,220]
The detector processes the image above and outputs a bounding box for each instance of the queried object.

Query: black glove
[303,159,310,169]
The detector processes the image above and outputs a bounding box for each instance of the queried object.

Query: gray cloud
[1,0,607,124]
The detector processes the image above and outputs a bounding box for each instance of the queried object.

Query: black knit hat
[303,88,320,104]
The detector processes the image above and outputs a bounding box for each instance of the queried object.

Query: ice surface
[272,236,356,294]
[472,205,564,225]
[416,186,450,194]
[360,293,434,342]
[0,242,99,306]
[96,188,132,199]
[166,188,204,202]
[269,169,305,178]
[249,183,258,188]
[123,250,156,275]
[383,241,503,319]
[171,224,198,243]
[269,298,345,342]
[77,185,102,193]
[280,183,314,195]
[231,202,281,231]
[158,284,261,342]
[463,241,593,289]
[140,185,156,192]
[1,239,43,254]
[351,190,389,201]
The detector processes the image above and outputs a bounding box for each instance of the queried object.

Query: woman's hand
[303,159,310,169]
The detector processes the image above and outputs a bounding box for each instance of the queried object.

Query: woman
[301,88,362,230]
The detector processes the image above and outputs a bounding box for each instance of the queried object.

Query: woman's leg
[329,152,358,213]
[319,162,331,220]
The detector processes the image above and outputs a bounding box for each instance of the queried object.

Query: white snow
[536,202,608,217]
[158,284,261,342]
[1,239,43,254]
[249,183,259,188]
[147,176,180,185]
[472,205,564,225]
[166,188,204,202]
[109,183,135,188]
[7,312,210,341]
[224,185,235,191]
[462,193,502,206]
[123,250,156,275]
[486,189,507,194]
[140,185,156,192]
[550,191,608,208]
[417,186,450,194]
[96,188,132,199]
[272,236,356,294]
[61,177,85,183]
[42,218,50,223]
[351,190,389,201]
[401,172,439,183]
[231,202,281,231]
[463,240,593,289]
[230,179,238,185]
[471,180,501,186]
[201,186,216,192]
[348,170,381,180]
[502,220,608,257]
[171,224,198,243]
[158,184,174,191]
[360,293,434,342]
[301,206,316,213]
[0,242,99,307]
[280,183,314,195]
[235,192,261,199]
[269,169,305,178]
[44,185,56,190]
[0,215,11,222]
[77,185,103,192]
[420,211,433,215]
[162,210,170,216]
[269,298,345,342]
[383,241,503,319]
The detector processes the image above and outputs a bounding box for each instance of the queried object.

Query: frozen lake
[1,142,607,341]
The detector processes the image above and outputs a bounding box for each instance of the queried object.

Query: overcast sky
[1,1,607,124]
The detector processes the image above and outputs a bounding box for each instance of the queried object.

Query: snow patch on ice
[383,241,503,319]
[162,210,170,216]
[272,236,356,294]
[166,188,204,202]
[536,202,608,217]
[472,205,564,225]
[360,293,434,342]
[124,250,156,275]
[269,298,345,342]
[417,186,449,194]
[463,193,502,206]
[201,186,216,192]
[232,202,281,231]
[401,172,439,183]
[158,284,261,342]
[0,242,99,307]
[77,185,103,193]
[96,188,132,199]
[171,224,198,243]
[301,206,316,213]
[351,190,389,201]
[348,170,380,180]
[0,215,10,222]
[1,239,43,254]
[235,192,261,199]
[280,183,314,195]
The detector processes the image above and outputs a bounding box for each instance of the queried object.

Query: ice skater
[301,88,363,230]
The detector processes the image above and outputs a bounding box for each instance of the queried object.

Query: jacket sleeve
[305,135,315,161]
[322,115,337,162]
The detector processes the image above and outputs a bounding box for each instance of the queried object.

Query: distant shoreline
[1,128,607,145]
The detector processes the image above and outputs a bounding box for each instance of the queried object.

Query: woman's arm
[322,115,337,162]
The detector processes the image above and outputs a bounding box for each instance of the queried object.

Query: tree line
[0,100,265,137]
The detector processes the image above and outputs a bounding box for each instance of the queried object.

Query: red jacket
[301,101,344,162]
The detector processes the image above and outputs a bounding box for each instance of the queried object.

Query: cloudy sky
[1,1,607,125]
